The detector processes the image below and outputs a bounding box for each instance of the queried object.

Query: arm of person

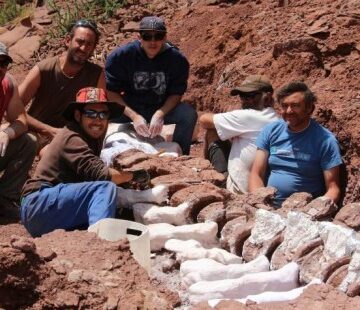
[96,69,106,90]
[322,166,341,203]
[108,167,133,185]
[0,77,27,156]
[18,65,60,137]
[106,89,150,137]
[3,77,28,137]
[248,149,269,192]
[199,113,216,129]
[149,94,182,138]
[106,89,139,121]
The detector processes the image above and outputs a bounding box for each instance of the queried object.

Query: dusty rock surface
[334,203,360,231]
[192,283,360,309]
[1,0,360,308]
[0,227,178,309]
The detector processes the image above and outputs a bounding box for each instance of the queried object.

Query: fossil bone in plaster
[117,185,169,208]
[188,262,300,304]
[180,255,269,288]
[149,221,218,252]
[165,239,242,265]
[133,202,191,225]
[207,278,322,307]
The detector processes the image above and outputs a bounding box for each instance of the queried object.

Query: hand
[149,112,164,138]
[317,196,333,202]
[133,114,150,137]
[132,169,151,187]
[0,130,10,157]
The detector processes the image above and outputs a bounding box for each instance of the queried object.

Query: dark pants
[207,139,231,174]
[0,133,37,203]
[113,102,198,155]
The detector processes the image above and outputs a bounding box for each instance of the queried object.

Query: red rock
[303,197,338,220]
[334,203,360,231]
[197,202,226,234]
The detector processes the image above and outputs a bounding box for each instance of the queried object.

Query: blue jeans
[113,102,198,155]
[21,181,117,237]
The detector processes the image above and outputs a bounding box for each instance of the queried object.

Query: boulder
[197,202,226,234]
[334,203,360,231]
[303,196,338,220]
[279,192,313,215]
[220,216,249,254]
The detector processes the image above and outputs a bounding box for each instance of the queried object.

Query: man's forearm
[248,174,265,192]
[109,167,133,185]
[26,113,54,134]
[106,90,139,121]
[323,186,341,203]
[156,94,181,117]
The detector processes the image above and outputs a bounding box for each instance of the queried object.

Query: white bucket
[88,218,151,274]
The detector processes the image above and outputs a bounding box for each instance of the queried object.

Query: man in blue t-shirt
[105,16,197,155]
[248,82,342,207]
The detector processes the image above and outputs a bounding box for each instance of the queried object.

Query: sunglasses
[82,109,110,120]
[140,32,166,41]
[239,92,261,99]
[0,59,10,68]
[70,19,100,36]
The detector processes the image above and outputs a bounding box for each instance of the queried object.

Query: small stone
[68,269,83,282]
[10,236,36,253]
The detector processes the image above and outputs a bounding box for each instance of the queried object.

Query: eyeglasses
[140,32,166,41]
[0,59,10,68]
[239,92,261,99]
[70,19,100,37]
[82,109,110,120]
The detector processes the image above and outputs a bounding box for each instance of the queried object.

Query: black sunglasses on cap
[140,32,166,41]
[82,109,110,120]
[0,59,11,68]
[239,92,262,99]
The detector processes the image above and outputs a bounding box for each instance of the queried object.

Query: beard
[67,48,89,66]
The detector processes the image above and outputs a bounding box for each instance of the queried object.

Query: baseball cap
[230,75,273,96]
[63,87,124,121]
[139,16,167,32]
[0,42,13,63]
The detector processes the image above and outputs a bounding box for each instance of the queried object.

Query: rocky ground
[0,0,360,309]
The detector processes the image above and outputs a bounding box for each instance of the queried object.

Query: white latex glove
[149,112,164,138]
[0,130,10,157]
[133,114,150,137]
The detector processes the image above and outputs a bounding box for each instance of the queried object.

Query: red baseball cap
[63,87,124,121]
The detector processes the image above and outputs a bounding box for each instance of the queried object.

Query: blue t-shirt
[105,40,189,115]
[256,119,342,206]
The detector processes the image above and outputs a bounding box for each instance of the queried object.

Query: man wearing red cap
[199,75,279,194]
[105,16,197,155]
[0,41,36,219]
[20,87,149,237]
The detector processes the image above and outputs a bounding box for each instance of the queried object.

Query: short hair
[277,82,317,109]
[68,19,100,44]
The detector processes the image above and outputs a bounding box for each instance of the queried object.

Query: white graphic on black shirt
[134,71,166,95]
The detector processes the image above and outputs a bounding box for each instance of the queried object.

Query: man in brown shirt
[19,20,105,149]
[21,87,149,237]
